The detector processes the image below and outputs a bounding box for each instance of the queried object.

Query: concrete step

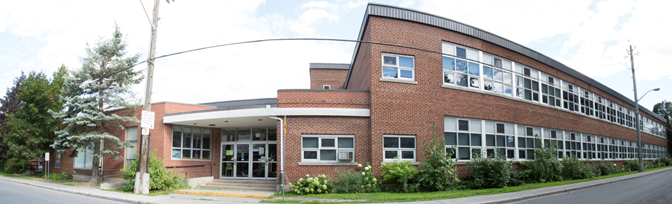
[211,179,276,184]
[200,185,276,192]
[200,179,277,192]
[204,182,275,188]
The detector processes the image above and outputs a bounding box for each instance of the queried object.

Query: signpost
[45,152,50,179]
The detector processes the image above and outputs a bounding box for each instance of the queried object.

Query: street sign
[142,128,150,136]
[141,110,155,129]
[45,152,50,161]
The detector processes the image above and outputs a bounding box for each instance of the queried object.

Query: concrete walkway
[0,175,274,204]
[1,167,670,203]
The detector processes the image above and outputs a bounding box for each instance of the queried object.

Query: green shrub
[417,125,459,192]
[653,157,672,167]
[381,159,418,193]
[507,169,526,187]
[464,152,512,189]
[289,174,333,194]
[3,158,30,174]
[594,162,613,176]
[522,136,563,183]
[332,163,379,193]
[623,160,639,172]
[43,171,74,180]
[121,153,184,192]
[560,156,595,180]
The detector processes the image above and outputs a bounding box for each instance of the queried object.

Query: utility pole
[629,44,644,172]
[135,0,160,194]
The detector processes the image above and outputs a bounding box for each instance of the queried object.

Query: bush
[381,159,418,193]
[560,156,594,180]
[522,136,563,183]
[653,157,672,167]
[332,163,379,193]
[623,160,639,172]
[289,174,333,194]
[121,153,184,192]
[594,162,613,176]
[3,158,30,174]
[42,171,74,180]
[417,125,459,192]
[464,152,512,189]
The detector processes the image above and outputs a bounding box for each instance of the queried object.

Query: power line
[138,0,154,29]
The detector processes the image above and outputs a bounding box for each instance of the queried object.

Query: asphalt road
[0,179,125,204]
[511,170,672,204]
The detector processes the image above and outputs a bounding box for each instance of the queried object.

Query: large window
[125,127,138,165]
[515,65,540,102]
[443,56,479,88]
[74,146,93,169]
[301,135,354,162]
[172,126,212,160]
[382,54,415,80]
[445,118,484,160]
[482,64,513,95]
[383,135,416,161]
[607,101,617,123]
[517,126,539,160]
[580,90,594,117]
[541,73,561,108]
[562,83,579,112]
[485,121,515,159]
[544,129,564,158]
[595,96,607,120]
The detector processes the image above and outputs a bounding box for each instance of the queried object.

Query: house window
[125,127,138,165]
[443,56,479,88]
[301,135,354,162]
[74,146,94,169]
[382,53,415,80]
[171,126,212,160]
[383,135,416,161]
[323,85,330,90]
[54,154,61,168]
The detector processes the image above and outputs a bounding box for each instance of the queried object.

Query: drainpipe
[268,116,284,201]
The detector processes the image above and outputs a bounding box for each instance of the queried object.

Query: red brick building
[46,4,667,190]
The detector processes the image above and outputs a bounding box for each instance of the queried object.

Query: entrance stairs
[199,179,277,192]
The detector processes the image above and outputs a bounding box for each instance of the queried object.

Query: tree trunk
[89,84,105,183]
[89,141,100,183]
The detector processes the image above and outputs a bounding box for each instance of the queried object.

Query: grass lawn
[0,171,97,187]
[262,166,672,203]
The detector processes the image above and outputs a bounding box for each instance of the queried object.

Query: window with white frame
[443,56,479,88]
[515,65,540,102]
[383,135,416,161]
[595,96,607,120]
[482,64,513,95]
[580,89,594,117]
[562,83,579,112]
[445,118,483,160]
[517,126,539,160]
[171,126,212,160]
[607,101,617,123]
[323,85,330,90]
[382,54,415,80]
[582,135,595,159]
[541,73,562,108]
[617,106,625,126]
[125,126,138,165]
[544,129,564,158]
[301,135,354,162]
[485,121,515,159]
[74,146,94,169]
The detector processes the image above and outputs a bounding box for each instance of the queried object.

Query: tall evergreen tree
[652,100,672,156]
[5,66,66,160]
[0,73,26,162]
[50,25,143,183]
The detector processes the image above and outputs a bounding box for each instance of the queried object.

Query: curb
[173,190,271,199]
[0,176,158,204]
[482,167,672,204]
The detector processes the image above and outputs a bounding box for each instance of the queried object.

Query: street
[511,169,672,204]
[0,179,125,204]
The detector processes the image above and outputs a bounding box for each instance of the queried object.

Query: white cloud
[344,0,367,10]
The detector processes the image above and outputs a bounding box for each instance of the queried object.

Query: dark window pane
[497,136,506,147]
[401,151,414,159]
[471,134,482,146]
[338,138,354,148]
[384,151,397,159]
[526,127,533,136]
[456,47,466,58]
[496,124,505,133]
[384,137,398,148]
[458,120,469,131]
[303,138,318,148]
[527,138,535,148]
[172,130,181,148]
[446,148,455,158]
[507,149,514,159]
[320,150,336,161]
[486,135,496,146]
[487,149,495,158]
[304,151,317,159]
[518,137,526,148]
[400,138,415,148]
[445,132,457,146]
[519,150,526,159]
[321,138,335,147]
[459,147,470,159]
[527,149,535,159]
[458,133,469,146]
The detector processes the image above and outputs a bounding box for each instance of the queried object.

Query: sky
[0,0,671,112]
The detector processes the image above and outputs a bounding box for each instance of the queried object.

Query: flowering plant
[289,174,333,195]
[359,162,380,193]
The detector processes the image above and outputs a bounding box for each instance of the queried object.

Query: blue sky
[0,0,670,111]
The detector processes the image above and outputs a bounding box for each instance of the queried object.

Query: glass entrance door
[221,144,234,178]
[236,144,250,178]
[220,127,278,179]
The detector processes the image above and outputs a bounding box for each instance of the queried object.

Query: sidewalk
[1,167,671,204]
[0,175,274,204]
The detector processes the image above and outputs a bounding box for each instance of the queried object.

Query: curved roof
[344,3,664,122]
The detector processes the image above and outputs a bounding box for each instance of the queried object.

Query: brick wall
[310,69,349,89]
[277,90,370,109]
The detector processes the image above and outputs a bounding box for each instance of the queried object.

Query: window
[125,127,138,165]
[54,154,61,168]
[74,146,94,169]
[302,135,354,162]
[384,135,416,161]
[443,56,479,88]
[171,126,212,160]
[323,85,330,90]
[382,54,415,80]
[562,83,579,112]
[446,118,484,160]
[483,65,513,95]
[607,101,617,123]
[515,66,540,102]
[580,89,594,117]
[595,96,606,120]
[517,126,539,160]
[485,121,514,159]
[544,129,563,158]
[541,73,562,107]
[583,135,595,159]
[617,106,625,125]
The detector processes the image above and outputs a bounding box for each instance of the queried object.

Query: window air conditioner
[338,151,354,161]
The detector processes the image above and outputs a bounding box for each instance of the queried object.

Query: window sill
[298,162,358,166]
[380,161,421,166]
[379,78,418,85]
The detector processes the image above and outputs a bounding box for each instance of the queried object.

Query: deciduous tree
[0,73,26,162]
[653,101,672,156]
